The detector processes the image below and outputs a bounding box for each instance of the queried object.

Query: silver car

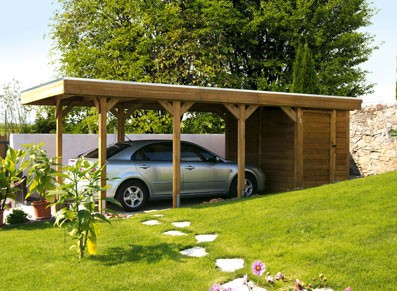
[72,140,265,211]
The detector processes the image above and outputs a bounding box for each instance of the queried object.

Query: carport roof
[21,77,362,110]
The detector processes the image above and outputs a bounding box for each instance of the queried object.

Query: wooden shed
[226,107,352,193]
[21,78,361,210]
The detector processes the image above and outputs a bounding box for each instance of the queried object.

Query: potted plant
[24,143,58,220]
[0,147,28,226]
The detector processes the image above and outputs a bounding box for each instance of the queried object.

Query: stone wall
[350,104,397,176]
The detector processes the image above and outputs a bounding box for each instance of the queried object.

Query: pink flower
[209,284,222,291]
[294,279,304,290]
[243,274,248,285]
[345,287,352,291]
[251,260,266,276]
[275,272,284,280]
[266,275,275,283]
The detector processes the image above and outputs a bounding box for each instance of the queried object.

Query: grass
[1,171,397,290]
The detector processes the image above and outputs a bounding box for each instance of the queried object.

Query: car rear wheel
[230,173,257,198]
[116,180,149,212]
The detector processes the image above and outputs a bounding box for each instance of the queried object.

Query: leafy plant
[51,158,118,259]
[24,143,58,202]
[389,129,397,137]
[6,208,29,224]
[0,147,28,212]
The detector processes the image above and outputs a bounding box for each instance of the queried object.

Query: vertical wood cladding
[302,110,331,188]
[224,107,350,193]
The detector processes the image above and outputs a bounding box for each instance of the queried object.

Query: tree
[50,0,376,132]
[181,112,225,134]
[0,80,32,134]
[292,42,319,94]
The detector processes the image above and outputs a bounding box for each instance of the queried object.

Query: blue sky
[0,0,396,105]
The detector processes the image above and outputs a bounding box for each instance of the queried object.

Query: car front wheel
[230,174,257,198]
[116,180,149,212]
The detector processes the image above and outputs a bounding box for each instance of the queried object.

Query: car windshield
[83,143,130,158]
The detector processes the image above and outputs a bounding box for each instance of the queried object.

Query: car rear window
[83,143,130,158]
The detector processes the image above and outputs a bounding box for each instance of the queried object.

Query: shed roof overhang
[21,77,362,110]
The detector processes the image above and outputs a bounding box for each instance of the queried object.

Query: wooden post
[117,109,126,143]
[330,110,337,183]
[295,108,304,189]
[55,99,63,184]
[345,111,351,180]
[237,105,246,197]
[224,104,258,197]
[172,101,181,208]
[158,100,193,208]
[98,97,107,214]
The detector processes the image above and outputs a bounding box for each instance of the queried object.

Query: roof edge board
[21,78,362,110]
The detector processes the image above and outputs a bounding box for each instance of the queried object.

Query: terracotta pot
[32,200,52,220]
[0,210,4,226]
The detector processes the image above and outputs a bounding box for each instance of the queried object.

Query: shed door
[302,110,333,188]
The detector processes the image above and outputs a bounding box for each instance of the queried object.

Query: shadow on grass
[90,243,183,266]
[0,220,54,231]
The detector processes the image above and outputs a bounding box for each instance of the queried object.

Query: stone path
[141,216,331,290]
[141,212,256,290]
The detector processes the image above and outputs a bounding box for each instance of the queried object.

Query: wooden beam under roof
[21,78,362,111]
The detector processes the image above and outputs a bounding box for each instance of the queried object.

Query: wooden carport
[21,78,361,212]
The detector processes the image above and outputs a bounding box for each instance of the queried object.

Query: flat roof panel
[21,77,362,110]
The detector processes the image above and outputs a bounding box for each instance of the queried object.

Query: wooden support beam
[281,107,297,122]
[158,100,174,115]
[224,103,259,197]
[345,111,351,180]
[224,104,239,120]
[158,100,194,208]
[295,108,303,188]
[180,102,194,115]
[330,109,337,183]
[117,110,126,143]
[172,101,181,208]
[237,104,246,198]
[245,105,259,120]
[97,97,107,214]
[106,98,120,111]
[55,99,63,185]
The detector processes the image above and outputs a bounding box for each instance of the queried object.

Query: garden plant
[51,158,118,259]
[0,147,28,225]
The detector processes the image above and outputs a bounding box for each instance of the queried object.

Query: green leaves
[0,147,28,210]
[24,143,58,202]
[51,0,375,100]
[52,157,116,259]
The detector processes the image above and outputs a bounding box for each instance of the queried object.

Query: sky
[0,0,396,105]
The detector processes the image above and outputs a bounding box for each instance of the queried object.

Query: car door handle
[184,165,195,170]
[138,164,150,169]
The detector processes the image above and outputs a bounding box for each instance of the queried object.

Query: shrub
[6,209,29,224]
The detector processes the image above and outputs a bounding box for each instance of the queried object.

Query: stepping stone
[172,221,191,228]
[180,246,208,257]
[152,214,164,217]
[142,220,161,225]
[163,230,187,236]
[215,258,245,272]
[221,277,267,291]
[195,234,218,243]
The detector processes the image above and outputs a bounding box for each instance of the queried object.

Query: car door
[133,142,173,196]
[181,142,229,194]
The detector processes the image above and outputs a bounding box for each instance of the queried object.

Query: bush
[6,209,29,224]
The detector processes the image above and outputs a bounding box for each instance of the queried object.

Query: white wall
[10,134,225,164]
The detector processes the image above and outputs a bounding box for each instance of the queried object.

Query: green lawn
[1,171,396,290]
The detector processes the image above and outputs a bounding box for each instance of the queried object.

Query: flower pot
[0,210,4,226]
[32,200,51,220]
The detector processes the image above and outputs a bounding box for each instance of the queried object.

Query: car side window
[132,143,172,161]
[181,143,216,162]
